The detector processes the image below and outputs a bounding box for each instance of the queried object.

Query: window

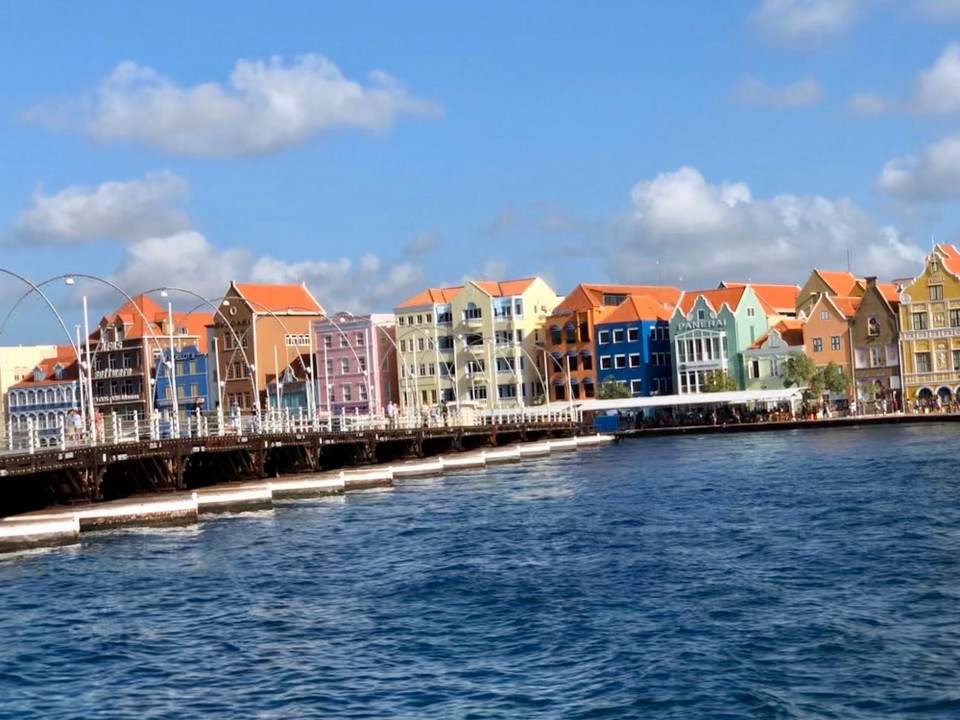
[397,316,405,326]
[565,325,577,343]
[614,355,626,369]
[747,307,756,317]
[770,334,781,349]
[697,310,705,321]
[342,384,352,402]
[913,312,928,331]
[871,346,883,367]
[748,359,760,379]
[400,339,407,352]
[359,384,368,401]
[417,338,425,352]
[628,328,639,342]
[821,311,829,320]
[425,313,432,323]
[954,350,960,371]
[831,336,841,351]
[813,338,823,352]
[356,332,365,346]
[340,335,348,348]
[629,353,641,367]
[612,329,625,343]
[598,330,611,344]
[340,358,350,374]
[550,326,561,345]
[951,309,960,328]
[599,356,612,370]
[630,379,643,395]
[916,352,932,373]
[930,285,943,301]
[582,355,593,371]
[932,261,940,273]
[359,357,367,373]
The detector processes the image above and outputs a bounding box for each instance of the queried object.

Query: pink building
[313,312,398,416]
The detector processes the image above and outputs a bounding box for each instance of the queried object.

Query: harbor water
[1,424,959,718]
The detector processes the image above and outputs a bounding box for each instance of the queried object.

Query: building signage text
[676,319,727,331]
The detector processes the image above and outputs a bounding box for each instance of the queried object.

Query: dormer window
[697,310,705,321]
[53,363,64,381]
[32,368,43,382]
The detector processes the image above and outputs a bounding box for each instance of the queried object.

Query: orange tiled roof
[748,319,806,351]
[234,283,324,314]
[876,282,901,305]
[553,283,682,313]
[935,244,960,276]
[815,270,861,296]
[832,295,861,318]
[601,295,672,324]
[11,346,80,387]
[678,287,747,315]
[472,278,538,297]
[720,282,800,313]
[396,286,463,309]
[104,294,166,340]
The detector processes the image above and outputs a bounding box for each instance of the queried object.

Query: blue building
[594,296,674,397]
[154,345,210,421]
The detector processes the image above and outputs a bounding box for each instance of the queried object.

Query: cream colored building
[394,278,561,413]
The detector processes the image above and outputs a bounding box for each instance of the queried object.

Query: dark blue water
[2,425,959,719]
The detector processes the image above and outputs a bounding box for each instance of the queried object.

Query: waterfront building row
[9,243,960,431]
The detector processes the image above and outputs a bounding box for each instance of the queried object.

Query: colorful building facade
[850,277,902,413]
[593,295,673,397]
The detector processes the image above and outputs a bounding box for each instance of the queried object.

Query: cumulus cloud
[750,0,861,45]
[911,43,960,113]
[876,131,960,203]
[6,171,191,245]
[735,75,825,108]
[28,54,441,157]
[616,166,926,288]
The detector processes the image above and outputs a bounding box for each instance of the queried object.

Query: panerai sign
[677,319,727,331]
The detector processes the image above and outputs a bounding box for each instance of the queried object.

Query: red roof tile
[601,295,673,324]
[234,283,324,314]
[678,287,747,315]
[396,286,463,309]
[815,270,861,296]
[720,282,800,313]
[554,283,682,312]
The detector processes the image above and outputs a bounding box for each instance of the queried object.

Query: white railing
[0,404,579,455]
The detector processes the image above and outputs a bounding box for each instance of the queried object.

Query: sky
[3,0,960,342]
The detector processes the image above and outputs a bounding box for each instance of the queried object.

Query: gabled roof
[101,294,212,352]
[832,296,861,319]
[233,282,324,314]
[677,287,748,315]
[814,270,862,296]
[876,282,901,305]
[396,286,462,309]
[472,278,538,297]
[748,319,805,350]
[720,282,800,314]
[599,295,672,325]
[552,283,682,314]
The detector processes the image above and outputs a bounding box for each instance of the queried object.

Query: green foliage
[821,361,849,395]
[783,352,816,388]
[701,369,738,392]
[597,376,631,399]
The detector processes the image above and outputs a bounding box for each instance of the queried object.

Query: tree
[821,361,849,395]
[597,376,631,399]
[702,369,737,392]
[783,352,816,388]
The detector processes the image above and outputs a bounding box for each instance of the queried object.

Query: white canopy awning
[575,387,804,413]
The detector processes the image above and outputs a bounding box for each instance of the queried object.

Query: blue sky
[3,0,960,341]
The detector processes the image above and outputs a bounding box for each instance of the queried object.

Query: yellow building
[898,244,960,407]
[394,278,561,413]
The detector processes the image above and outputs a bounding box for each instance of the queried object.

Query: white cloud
[735,75,825,108]
[846,92,889,116]
[617,166,926,288]
[7,171,191,245]
[750,0,861,45]
[30,54,441,157]
[912,43,960,113]
[876,131,960,203]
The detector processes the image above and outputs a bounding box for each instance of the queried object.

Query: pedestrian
[385,401,397,429]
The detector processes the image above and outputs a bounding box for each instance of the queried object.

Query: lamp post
[161,291,180,437]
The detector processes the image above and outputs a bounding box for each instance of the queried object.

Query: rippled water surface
[2,424,960,719]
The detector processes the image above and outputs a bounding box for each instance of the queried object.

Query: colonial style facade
[213,282,325,415]
[797,270,865,315]
[313,312,398,416]
[0,345,58,439]
[594,295,674,397]
[670,286,772,393]
[543,284,681,401]
[850,277,902,413]
[153,345,210,419]
[90,295,211,422]
[898,244,960,406]
[394,278,561,413]
[801,293,857,407]
[742,319,805,391]
[7,346,81,442]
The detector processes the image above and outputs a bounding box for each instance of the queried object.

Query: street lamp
[161,289,180,437]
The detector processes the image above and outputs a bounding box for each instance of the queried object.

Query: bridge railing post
[58,421,67,451]
[27,416,36,454]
